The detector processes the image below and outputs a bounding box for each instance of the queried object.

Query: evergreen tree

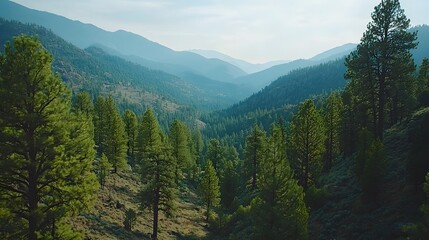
[94,96,107,153]
[243,124,266,190]
[323,92,343,171]
[94,96,127,173]
[220,146,240,210]
[123,109,138,165]
[73,91,93,116]
[289,99,325,191]
[417,58,429,106]
[137,109,176,240]
[345,0,417,139]
[252,123,308,240]
[199,160,221,221]
[123,208,137,232]
[192,129,204,166]
[206,138,226,173]
[96,153,112,189]
[0,35,98,239]
[169,119,192,183]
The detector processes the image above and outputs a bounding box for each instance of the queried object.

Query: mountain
[410,25,429,66]
[226,59,348,117]
[0,0,247,83]
[310,43,357,61]
[234,44,356,91]
[0,19,244,113]
[189,49,290,74]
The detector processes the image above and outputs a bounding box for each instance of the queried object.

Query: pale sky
[10,0,429,63]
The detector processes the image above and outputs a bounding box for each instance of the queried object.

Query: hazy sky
[11,0,429,63]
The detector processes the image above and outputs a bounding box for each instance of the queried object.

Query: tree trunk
[152,188,159,240]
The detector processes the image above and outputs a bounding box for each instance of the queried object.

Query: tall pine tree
[243,124,266,190]
[289,99,325,191]
[137,108,176,240]
[169,119,192,183]
[123,109,138,165]
[345,0,417,139]
[252,123,308,240]
[199,160,221,221]
[0,35,98,239]
[323,92,343,171]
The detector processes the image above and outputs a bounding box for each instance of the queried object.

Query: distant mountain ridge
[189,49,290,74]
[0,19,245,112]
[0,0,246,83]
[234,43,357,91]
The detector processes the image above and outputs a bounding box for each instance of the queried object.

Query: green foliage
[251,123,309,240]
[243,124,266,190]
[206,139,226,172]
[137,108,176,239]
[220,158,240,211]
[123,208,137,231]
[323,92,343,171]
[94,96,127,173]
[345,0,417,139]
[96,153,112,189]
[404,172,429,239]
[123,109,138,165]
[73,91,94,116]
[417,58,429,107]
[169,119,193,183]
[289,99,326,191]
[304,186,329,210]
[199,160,221,221]
[355,129,385,204]
[0,35,97,239]
[406,108,429,187]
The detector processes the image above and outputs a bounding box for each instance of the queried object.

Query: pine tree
[96,153,112,189]
[94,96,107,153]
[123,208,137,231]
[323,92,343,171]
[252,123,308,240]
[220,146,240,210]
[73,91,93,116]
[289,99,325,191]
[169,119,192,183]
[94,96,127,173]
[417,58,429,106]
[206,138,226,173]
[123,109,138,165]
[243,124,266,190]
[192,129,204,166]
[0,35,98,239]
[199,160,221,221]
[345,0,417,139]
[137,108,176,240]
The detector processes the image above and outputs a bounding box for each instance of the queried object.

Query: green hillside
[0,19,242,114]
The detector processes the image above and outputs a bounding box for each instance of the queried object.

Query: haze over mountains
[189,49,291,74]
[1,0,358,93]
[1,0,428,112]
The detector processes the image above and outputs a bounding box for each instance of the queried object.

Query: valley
[1,0,429,240]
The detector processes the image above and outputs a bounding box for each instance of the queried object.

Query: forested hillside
[1,0,429,240]
[0,19,245,115]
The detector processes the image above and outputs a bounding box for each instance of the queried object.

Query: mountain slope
[310,43,357,61]
[225,59,348,116]
[190,49,290,74]
[0,0,247,83]
[234,44,355,91]
[0,19,243,112]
